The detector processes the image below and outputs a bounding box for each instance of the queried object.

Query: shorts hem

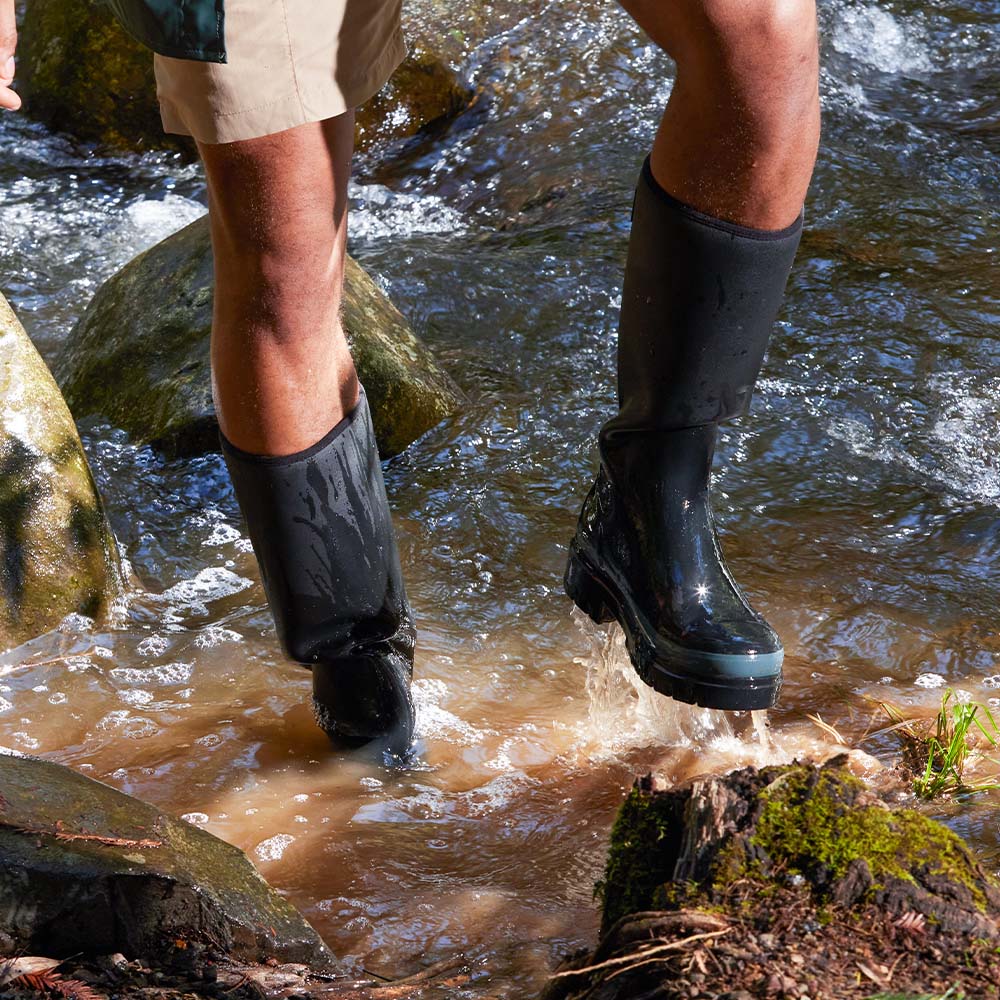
[158,28,407,145]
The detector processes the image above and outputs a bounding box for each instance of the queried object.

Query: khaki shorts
[154,0,405,145]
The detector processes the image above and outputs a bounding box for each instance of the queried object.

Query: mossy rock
[52,214,465,458]
[18,0,182,153]
[600,761,1000,935]
[0,752,336,967]
[19,0,473,155]
[0,294,122,651]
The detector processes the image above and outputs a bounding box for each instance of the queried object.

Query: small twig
[807,713,847,745]
[886,951,906,985]
[0,819,161,850]
[380,954,468,986]
[550,929,731,979]
[361,968,394,983]
[856,961,889,988]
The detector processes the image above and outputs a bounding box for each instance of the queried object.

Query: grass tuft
[878,690,1000,799]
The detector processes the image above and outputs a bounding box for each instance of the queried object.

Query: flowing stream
[2,0,1000,995]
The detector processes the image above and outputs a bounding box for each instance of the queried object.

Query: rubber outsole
[565,547,782,711]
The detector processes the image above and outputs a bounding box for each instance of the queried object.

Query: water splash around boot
[572,609,783,769]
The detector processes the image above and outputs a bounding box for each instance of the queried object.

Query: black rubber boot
[566,159,802,711]
[222,387,416,754]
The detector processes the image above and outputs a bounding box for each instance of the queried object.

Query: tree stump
[544,757,1000,1000]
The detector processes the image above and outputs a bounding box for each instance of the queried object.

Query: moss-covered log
[545,759,1000,1000]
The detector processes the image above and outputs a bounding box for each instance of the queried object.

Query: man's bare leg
[199,113,358,457]
[564,0,819,712]
[201,114,416,751]
[623,0,820,228]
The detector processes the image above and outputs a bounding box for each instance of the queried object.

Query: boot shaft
[605,158,803,441]
[221,388,414,666]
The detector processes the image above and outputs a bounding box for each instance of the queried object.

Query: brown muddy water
[2,0,1000,996]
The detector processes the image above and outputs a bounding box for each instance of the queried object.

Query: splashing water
[751,709,772,752]
[1,0,999,992]
[571,608,780,768]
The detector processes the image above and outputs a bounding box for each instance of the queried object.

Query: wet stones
[0,294,122,651]
[355,43,475,154]
[0,752,336,969]
[543,759,1000,1000]
[18,0,474,156]
[52,215,465,458]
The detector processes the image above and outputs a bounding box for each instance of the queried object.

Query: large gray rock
[53,215,465,458]
[0,295,122,651]
[19,0,473,155]
[0,752,336,968]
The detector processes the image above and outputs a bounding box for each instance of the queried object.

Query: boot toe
[312,649,415,756]
[675,615,782,661]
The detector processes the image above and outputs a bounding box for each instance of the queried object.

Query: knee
[686,0,817,63]
[670,0,819,104]
[676,0,819,126]
[208,192,336,276]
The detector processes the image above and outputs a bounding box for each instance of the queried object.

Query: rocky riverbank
[3,753,997,1000]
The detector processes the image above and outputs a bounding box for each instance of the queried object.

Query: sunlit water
[2,0,1000,995]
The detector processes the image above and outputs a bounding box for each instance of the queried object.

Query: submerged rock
[355,43,474,153]
[0,752,336,968]
[0,295,122,651]
[544,759,1000,1000]
[19,0,473,155]
[53,215,464,458]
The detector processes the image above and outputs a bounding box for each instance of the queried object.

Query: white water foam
[110,661,194,687]
[255,833,296,861]
[412,677,499,745]
[124,194,206,251]
[160,567,252,606]
[348,182,467,241]
[828,373,1000,506]
[831,4,932,75]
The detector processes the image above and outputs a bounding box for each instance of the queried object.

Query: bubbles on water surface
[123,194,206,245]
[193,627,243,649]
[348,182,468,241]
[110,661,194,687]
[255,834,296,862]
[159,567,252,608]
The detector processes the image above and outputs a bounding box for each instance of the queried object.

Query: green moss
[54,217,464,460]
[598,786,682,932]
[749,767,989,910]
[598,766,999,934]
